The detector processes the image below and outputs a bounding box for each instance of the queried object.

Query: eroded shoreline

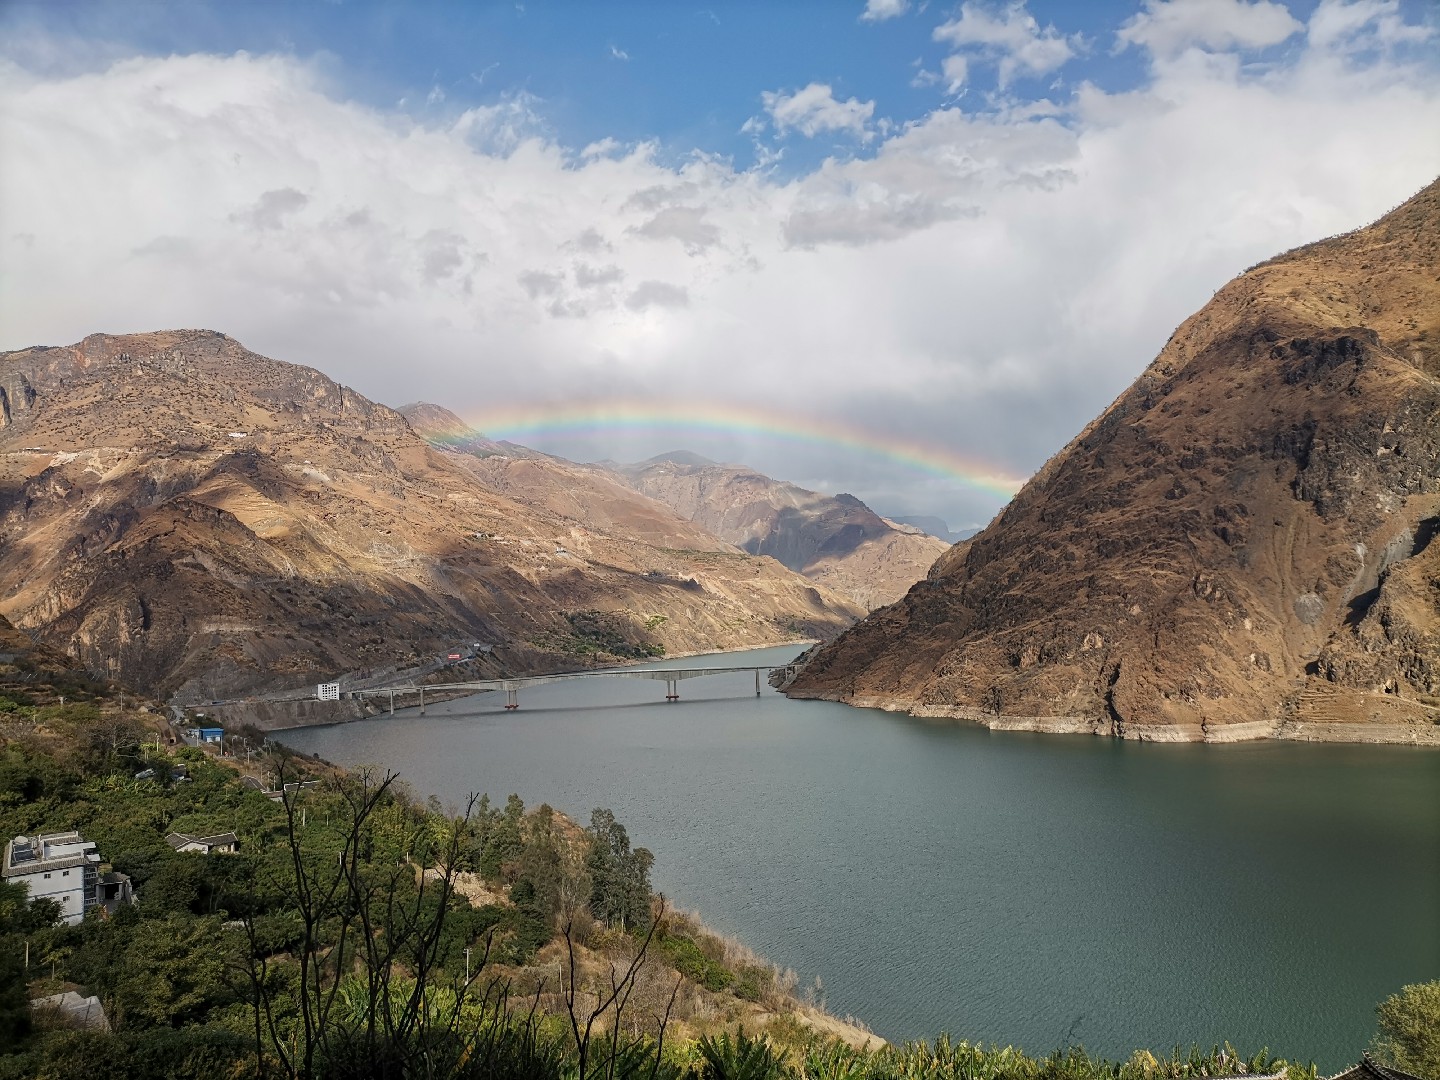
[786,688,1440,746]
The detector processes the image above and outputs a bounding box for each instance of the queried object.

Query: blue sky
[2,0,1439,527]
[7,0,1368,167]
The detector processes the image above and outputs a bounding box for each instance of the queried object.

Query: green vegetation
[0,650,1399,1080]
[529,611,666,660]
[1370,981,1440,1079]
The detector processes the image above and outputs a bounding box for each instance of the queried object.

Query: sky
[2,1,1438,530]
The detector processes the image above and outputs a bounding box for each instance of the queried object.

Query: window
[43,873,51,879]
[62,870,69,877]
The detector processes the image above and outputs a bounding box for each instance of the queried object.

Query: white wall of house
[10,866,89,924]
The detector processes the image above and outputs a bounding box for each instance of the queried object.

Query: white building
[165,831,239,855]
[2,832,101,925]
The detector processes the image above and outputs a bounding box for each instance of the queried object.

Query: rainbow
[442,400,1026,499]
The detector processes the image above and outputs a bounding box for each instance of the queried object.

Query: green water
[276,646,1440,1068]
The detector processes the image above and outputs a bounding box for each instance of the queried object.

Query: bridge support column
[419,687,425,716]
[388,691,394,715]
[505,688,519,710]
[665,679,678,702]
[755,669,761,697]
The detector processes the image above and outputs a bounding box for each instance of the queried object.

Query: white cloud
[933,3,1078,88]
[609,44,630,61]
[575,263,624,287]
[1307,0,1434,53]
[580,136,622,160]
[861,0,909,22]
[229,187,309,231]
[627,206,722,252]
[1,21,1438,525]
[761,82,876,140]
[942,54,970,92]
[625,281,689,310]
[1117,0,1303,58]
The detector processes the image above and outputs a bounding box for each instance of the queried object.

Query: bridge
[345,665,788,715]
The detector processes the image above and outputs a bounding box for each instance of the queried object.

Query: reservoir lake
[275,645,1440,1069]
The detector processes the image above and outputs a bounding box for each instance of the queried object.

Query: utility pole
[465,946,471,984]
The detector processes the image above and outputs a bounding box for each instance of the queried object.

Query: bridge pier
[665,678,679,702]
[755,669,761,697]
[419,687,425,716]
[388,691,394,715]
[505,687,519,710]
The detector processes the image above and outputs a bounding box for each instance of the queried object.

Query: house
[2,832,102,925]
[1325,1056,1427,1080]
[95,870,134,914]
[263,779,320,801]
[195,727,224,744]
[166,831,239,854]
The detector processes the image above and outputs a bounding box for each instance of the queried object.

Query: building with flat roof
[2,832,101,925]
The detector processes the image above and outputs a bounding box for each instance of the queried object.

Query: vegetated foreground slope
[606,454,952,612]
[0,331,860,703]
[790,178,1440,744]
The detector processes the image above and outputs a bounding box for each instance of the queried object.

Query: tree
[516,803,564,926]
[0,876,61,935]
[585,809,653,932]
[479,794,524,881]
[238,765,503,1080]
[1372,980,1440,1080]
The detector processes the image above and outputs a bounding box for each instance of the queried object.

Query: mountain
[398,405,740,553]
[0,331,861,703]
[638,450,717,468]
[788,178,1440,745]
[887,516,975,545]
[604,457,952,612]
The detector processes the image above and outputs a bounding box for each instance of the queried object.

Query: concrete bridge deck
[347,665,781,713]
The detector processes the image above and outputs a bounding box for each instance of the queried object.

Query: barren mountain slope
[0,332,860,701]
[789,178,1440,744]
[399,405,735,553]
[608,456,951,611]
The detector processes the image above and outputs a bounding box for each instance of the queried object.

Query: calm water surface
[276,646,1440,1069]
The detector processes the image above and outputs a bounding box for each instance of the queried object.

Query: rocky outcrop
[0,331,861,702]
[788,178,1440,745]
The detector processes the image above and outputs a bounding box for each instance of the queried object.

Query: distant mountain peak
[638,449,717,468]
[603,455,949,611]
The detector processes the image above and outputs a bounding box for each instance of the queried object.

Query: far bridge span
[345,665,793,715]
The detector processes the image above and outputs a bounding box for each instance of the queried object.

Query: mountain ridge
[787,177,1440,745]
[0,331,861,704]
[399,407,953,613]
[602,456,953,612]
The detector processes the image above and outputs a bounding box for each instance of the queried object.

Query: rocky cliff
[0,331,861,702]
[605,454,952,611]
[788,178,1440,745]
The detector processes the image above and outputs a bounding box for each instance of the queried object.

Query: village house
[1325,1056,1427,1080]
[165,831,239,854]
[2,832,101,925]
